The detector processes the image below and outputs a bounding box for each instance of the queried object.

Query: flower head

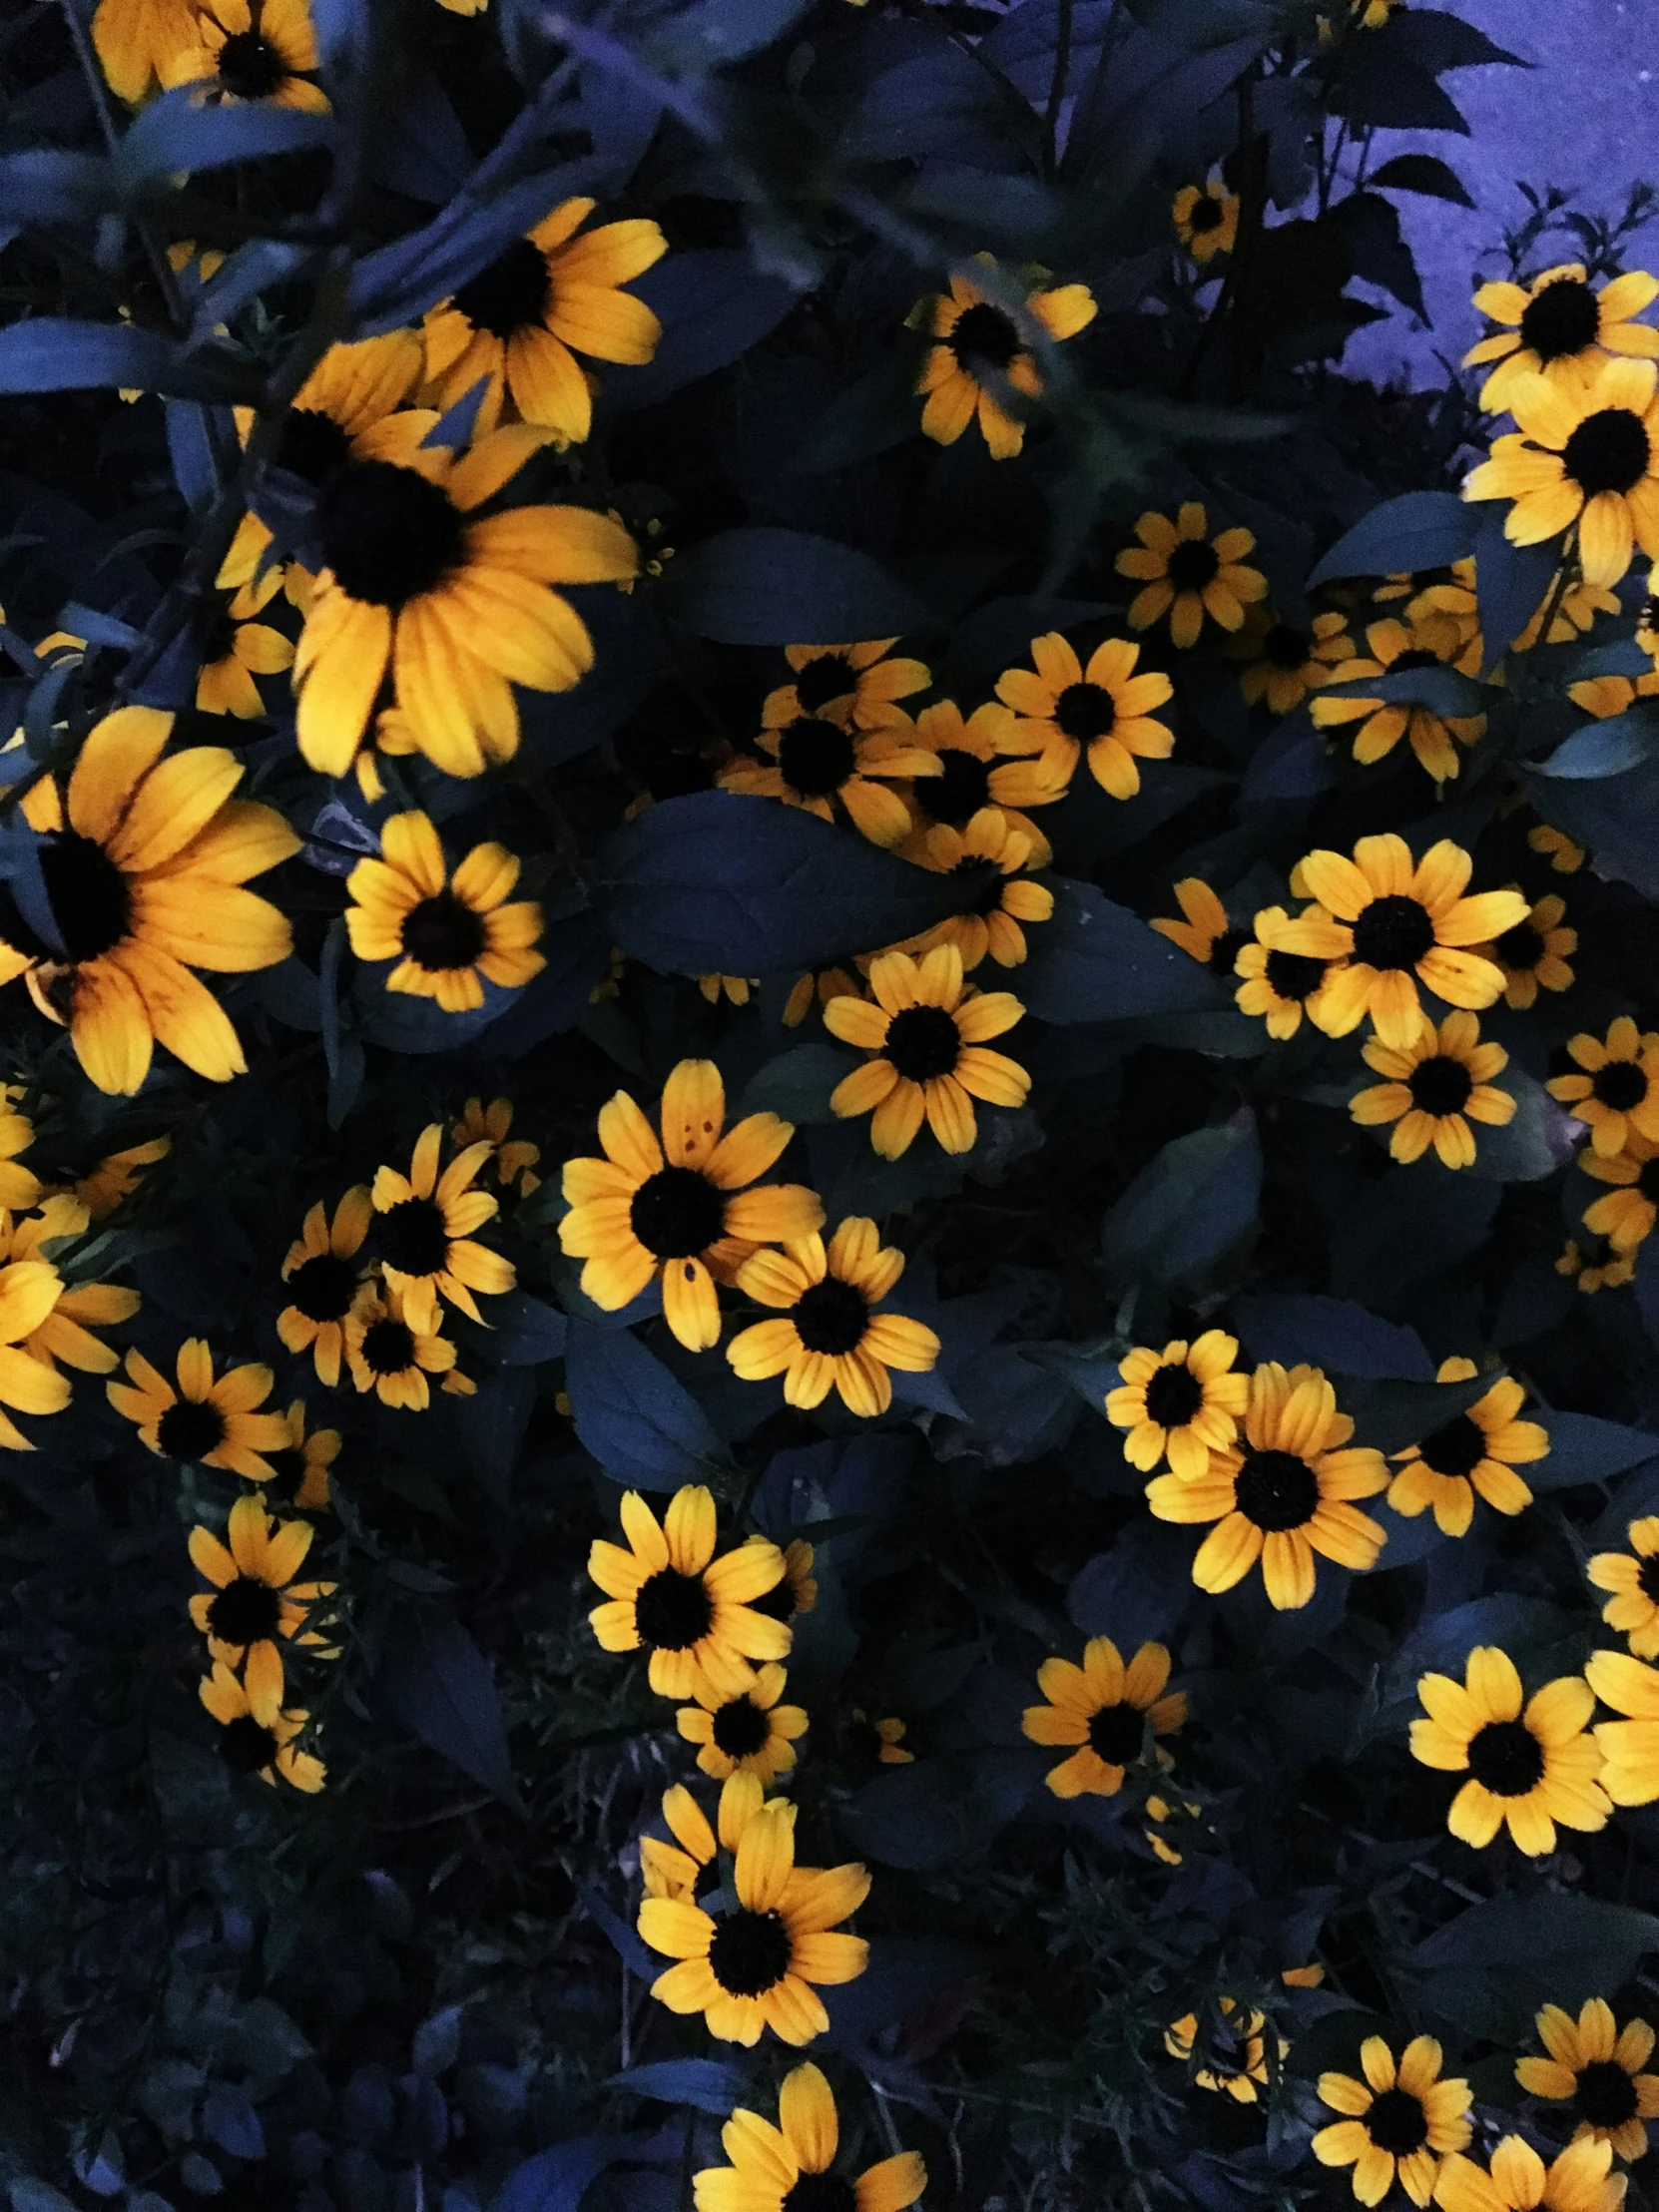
[1548,1019,1659,1156]
[260,1399,339,1512]
[984,632,1175,798]
[201,1660,325,1792]
[161,0,325,109]
[1351,1010,1515,1169]
[1388,1359,1547,1537]
[1172,180,1239,263]
[1434,2134,1627,2212]
[345,811,544,1012]
[1464,263,1659,414]
[1588,1518,1659,1659]
[727,1216,939,1418]
[1515,1999,1659,2162]
[719,716,940,848]
[908,808,1054,970]
[92,0,201,100]
[370,1123,514,1335]
[1022,1637,1185,1798]
[692,2061,925,2212]
[1310,615,1486,784]
[824,945,1028,1159]
[453,1096,540,1195]
[194,600,295,719]
[1116,504,1267,649]
[0,1195,139,1381]
[1165,1997,1280,2101]
[0,1258,75,1446]
[188,1492,334,1718]
[900,698,1065,861]
[1582,1129,1659,1253]
[278,1188,371,1386]
[343,1279,465,1409]
[913,254,1096,459]
[677,1663,809,1783]
[1480,892,1575,1008]
[1410,1646,1609,1854]
[1237,609,1354,714]
[1106,1330,1249,1480]
[762,639,930,736]
[1234,905,1340,1039]
[109,1338,288,1476]
[588,1485,789,1700]
[1313,2035,1472,2206]
[1586,1648,1659,1806]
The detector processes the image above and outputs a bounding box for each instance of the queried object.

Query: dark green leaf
[1099,1112,1261,1294]
[564,1321,732,1491]
[664,527,929,645]
[0,319,260,404]
[1019,879,1224,1023]
[1368,153,1474,207]
[1308,492,1475,587]
[375,1606,518,1801]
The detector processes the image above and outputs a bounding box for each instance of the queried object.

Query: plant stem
[1043,0,1074,180]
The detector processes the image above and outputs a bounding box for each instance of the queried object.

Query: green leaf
[1019,878,1224,1024]
[1463,1070,1563,1184]
[1308,492,1475,587]
[604,251,803,412]
[1099,1112,1262,1295]
[1533,707,1659,780]
[1410,1895,1659,2040]
[0,319,260,404]
[839,1748,1049,1872]
[663,527,929,645]
[1530,1410,1659,1486]
[1337,1372,1492,1454]
[564,1321,733,1491]
[1368,153,1474,207]
[374,1606,519,1802]
[738,1043,858,1125]
[114,88,333,191]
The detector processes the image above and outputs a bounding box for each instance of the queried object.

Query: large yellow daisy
[984,632,1174,798]
[588,1485,789,1700]
[1515,1998,1659,2162]
[1435,2135,1624,2212]
[762,639,930,736]
[824,945,1029,1159]
[1313,2036,1472,2207]
[1350,1009,1515,1169]
[0,1260,75,1448]
[1410,1646,1609,1855]
[160,0,326,110]
[370,1123,515,1336]
[1388,1358,1547,1538]
[344,810,543,1012]
[1115,503,1267,649]
[1464,263,1659,414]
[676,1665,808,1785]
[1464,357,1659,589]
[1105,1330,1249,1481]
[1548,1018,1659,1157]
[277,1188,371,1386]
[187,1491,334,1715]
[1021,1637,1185,1798]
[108,1338,289,1477]
[718,716,941,847]
[726,1216,940,1417]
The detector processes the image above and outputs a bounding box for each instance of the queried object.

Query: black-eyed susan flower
[201,1660,325,1792]
[342,1280,465,1409]
[421,198,666,447]
[1237,609,1354,713]
[637,1797,867,2045]
[1275,835,1527,1052]
[194,602,294,720]
[188,1492,334,1715]
[0,707,298,1095]
[1582,1131,1659,1253]
[49,1132,168,1220]
[718,716,940,848]
[1435,2134,1625,2212]
[1557,1236,1635,1295]
[92,0,199,99]
[1147,1362,1387,1610]
[452,1096,540,1196]
[727,1216,940,1417]
[588,1485,789,1700]
[677,1664,808,1784]
[109,1339,289,1476]
[1351,1010,1515,1170]
[1234,906,1340,1039]
[1388,1360,1547,1538]
[1410,1646,1609,1855]
[783,967,863,1030]
[292,416,638,780]
[1549,1019,1659,1157]
[1116,504,1268,649]
[260,1400,338,1512]
[985,632,1174,798]
[161,0,326,108]
[1464,358,1659,590]
[370,1123,514,1335]
[908,809,1054,970]
[1529,824,1587,873]
[1587,1648,1659,1805]
[278,1188,371,1386]
[1515,1999,1659,2161]
[0,1105,40,1214]
[0,1259,73,1448]
[640,1775,770,1904]
[824,945,1028,1159]
[1464,264,1659,414]
[1567,666,1659,722]
[1480,893,1576,1009]
[911,254,1097,460]
[1022,1637,1185,1798]
[344,810,544,1013]
[762,640,930,736]
[1150,879,1250,979]
[698,974,757,1007]
[752,1538,818,1625]
[560,1060,824,1352]
[1310,617,1486,784]
[1512,575,1622,651]
[1172,180,1239,263]
[1106,1331,1250,1482]
[849,1710,913,1766]
[1313,2036,1472,2206]
[692,2060,925,2212]
[1165,1999,1280,2102]
[0,1196,139,1382]
[900,699,1065,862]
[1588,1519,1659,1659]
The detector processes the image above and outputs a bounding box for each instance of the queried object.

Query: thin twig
[1042,0,1074,182]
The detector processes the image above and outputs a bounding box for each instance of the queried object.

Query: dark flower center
[883,1004,962,1083]
[286,1251,358,1323]
[1188,197,1224,234]
[1143,1362,1204,1428]
[1591,1060,1648,1110]
[1562,408,1652,499]
[1644,596,1659,634]
[317,461,467,610]
[709,1906,794,1996]
[1053,682,1116,742]
[776,719,856,800]
[217,29,288,99]
[630,1166,725,1260]
[1638,1160,1659,1205]
[1518,276,1601,362]
[399,889,488,973]
[648,752,714,802]
[1265,947,1329,1002]
[218,1713,279,1774]
[1417,1411,1486,1478]
[1234,1447,1320,1532]
[1352,893,1434,972]
[711,1696,774,1759]
[1168,539,1221,593]
[1264,623,1309,669]
[1087,1701,1147,1766]
[1575,2060,1640,2128]
[207,1575,282,1647]
[1407,1054,1474,1117]
[375,1196,451,1278]
[792,654,857,716]
[0,832,134,965]
[1640,1554,1659,1603]
[924,749,993,827]
[1365,2087,1429,2156]
[361,1316,416,1374]
[259,1446,309,1506]
[452,238,553,341]
[276,405,353,487]
[782,2177,856,2212]
[1465,1717,1545,1796]
[633,1565,715,1651]
[1495,920,1544,972]
[751,1572,805,1624]
[1388,648,1441,676]
[950,302,1022,372]
[201,607,237,665]
[157,1397,228,1461]
[1207,927,1248,978]
[792,1277,870,1358]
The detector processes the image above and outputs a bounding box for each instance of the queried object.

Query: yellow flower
[676,1664,808,1784]
[1150,879,1248,974]
[1587,1648,1659,1805]
[194,601,295,719]
[277,1188,371,1386]
[1388,1358,1547,1538]
[719,708,941,846]
[984,632,1175,798]
[912,253,1097,460]
[0,1198,138,1383]
[92,0,202,101]
[727,1216,940,1418]
[50,1131,169,1220]
[1236,608,1354,713]
[0,1259,75,1446]
[692,2062,924,2212]
[1477,891,1576,1008]
[1529,823,1587,872]
[1567,667,1659,722]
[899,698,1065,862]
[422,198,667,447]
[1234,905,1341,1039]
[1515,1999,1659,2162]
[1172,180,1239,264]
[1582,1129,1659,1252]
[824,944,1028,1159]
[342,1279,466,1409]
[1556,1236,1635,1295]
[345,810,544,1012]
[1274,834,1526,1052]
[753,1538,818,1626]
[588,1485,789,1700]
[1165,1997,1281,2102]
[559,1059,823,1353]
[1549,1018,1659,1157]
[1022,1637,1186,1798]
[762,638,930,736]
[370,1122,514,1335]
[1147,1362,1387,1610]
[1105,1330,1250,1481]
[1313,2036,1472,2206]
[1434,2134,1626,2212]
[1116,503,1268,648]
[640,1774,770,1903]
[200,1660,325,1792]
[1310,616,1486,784]
[187,1491,335,1718]
[851,1710,913,1766]
[452,1096,540,1195]
[906,808,1054,970]
[1464,263,1659,414]
[1409,1646,1609,1855]
[160,0,326,109]
[1588,1518,1659,1659]
[1350,1009,1515,1169]
[262,1399,338,1512]
[109,1338,288,1476]
[1511,576,1621,651]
